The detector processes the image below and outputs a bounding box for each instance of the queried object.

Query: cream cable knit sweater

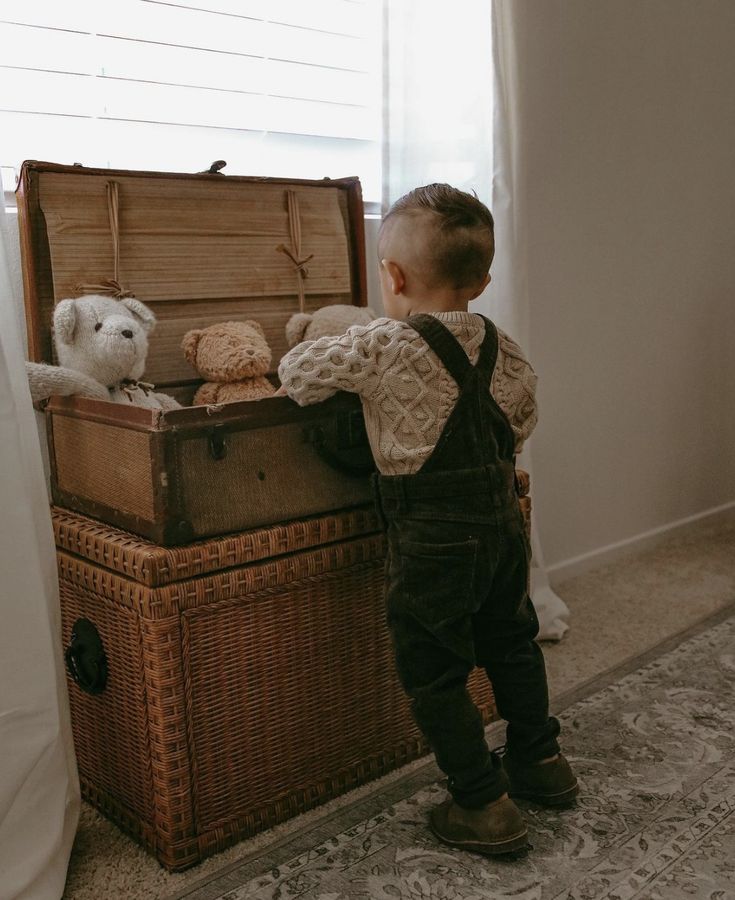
[278,310,538,476]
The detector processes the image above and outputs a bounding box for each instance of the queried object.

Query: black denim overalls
[373,313,561,808]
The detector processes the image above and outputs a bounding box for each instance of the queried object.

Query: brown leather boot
[429,796,529,856]
[504,753,579,806]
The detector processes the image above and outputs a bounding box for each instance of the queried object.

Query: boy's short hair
[379,183,495,290]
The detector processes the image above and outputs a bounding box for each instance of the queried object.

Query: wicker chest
[54,505,496,870]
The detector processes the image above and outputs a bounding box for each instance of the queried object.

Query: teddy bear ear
[244,319,266,339]
[181,329,203,366]
[53,299,78,346]
[120,297,156,333]
[285,313,312,348]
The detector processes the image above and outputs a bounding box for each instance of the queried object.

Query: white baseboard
[546,500,735,586]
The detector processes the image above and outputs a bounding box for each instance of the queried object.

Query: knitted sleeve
[277,317,399,406]
[493,328,539,452]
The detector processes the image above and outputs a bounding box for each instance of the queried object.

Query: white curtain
[384,0,569,640]
[0,177,80,898]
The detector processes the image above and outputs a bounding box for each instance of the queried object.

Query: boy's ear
[470,273,492,300]
[381,259,405,296]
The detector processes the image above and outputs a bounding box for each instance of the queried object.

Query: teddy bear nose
[122,329,134,339]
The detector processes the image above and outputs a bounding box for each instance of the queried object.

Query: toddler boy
[277,184,577,855]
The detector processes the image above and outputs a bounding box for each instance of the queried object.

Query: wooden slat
[0,69,94,117]
[1,4,380,190]
[0,24,94,72]
[1,0,92,31]
[267,0,369,37]
[154,0,369,38]
[39,173,352,300]
[96,5,370,72]
[0,113,379,190]
[146,0,268,19]
[96,39,371,107]
[98,77,373,139]
[98,5,269,59]
[2,68,372,138]
[265,19,368,71]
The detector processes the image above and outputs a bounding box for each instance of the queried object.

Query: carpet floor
[168,601,735,900]
[61,509,735,899]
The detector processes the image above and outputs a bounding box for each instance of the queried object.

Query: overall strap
[407,314,500,390]
[406,314,474,389]
[474,315,500,386]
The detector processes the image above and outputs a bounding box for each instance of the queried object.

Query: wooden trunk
[54,505,496,871]
[45,391,373,544]
[17,160,373,543]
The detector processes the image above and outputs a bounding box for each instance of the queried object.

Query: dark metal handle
[65,618,108,695]
[208,426,227,460]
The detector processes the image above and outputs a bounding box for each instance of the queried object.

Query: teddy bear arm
[231,377,275,401]
[193,379,275,405]
[152,391,182,411]
[25,362,109,403]
[192,382,222,406]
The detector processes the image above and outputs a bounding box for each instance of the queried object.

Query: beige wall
[503,0,735,570]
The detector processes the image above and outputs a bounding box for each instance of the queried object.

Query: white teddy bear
[26,294,181,410]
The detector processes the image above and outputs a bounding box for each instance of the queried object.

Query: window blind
[0,0,382,204]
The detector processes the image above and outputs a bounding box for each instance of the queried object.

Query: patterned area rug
[170,608,735,900]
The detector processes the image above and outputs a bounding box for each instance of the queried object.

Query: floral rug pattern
[179,615,735,900]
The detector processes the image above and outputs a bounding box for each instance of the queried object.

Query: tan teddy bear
[182,320,276,405]
[285,303,377,348]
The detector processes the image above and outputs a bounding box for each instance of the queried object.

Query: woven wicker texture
[53,415,155,520]
[186,563,389,828]
[59,578,154,824]
[52,505,381,587]
[182,559,493,835]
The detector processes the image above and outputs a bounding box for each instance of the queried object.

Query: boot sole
[429,822,530,857]
[509,781,579,807]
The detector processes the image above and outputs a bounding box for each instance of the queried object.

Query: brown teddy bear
[182,320,276,405]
